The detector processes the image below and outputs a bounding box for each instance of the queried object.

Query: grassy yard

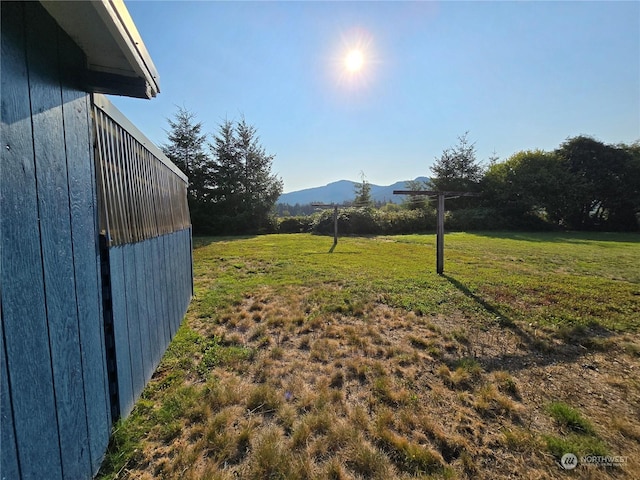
[98,232,640,479]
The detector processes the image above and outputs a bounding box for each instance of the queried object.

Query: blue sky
[111,0,640,193]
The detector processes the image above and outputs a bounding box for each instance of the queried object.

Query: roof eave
[40,0,160,99]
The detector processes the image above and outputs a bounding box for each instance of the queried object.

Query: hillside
[278,177,430,205]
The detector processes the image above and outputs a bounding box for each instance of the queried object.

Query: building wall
[1,2,111,478]
[1,3,193,479]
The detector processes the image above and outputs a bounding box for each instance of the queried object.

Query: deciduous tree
[554,136,640,231]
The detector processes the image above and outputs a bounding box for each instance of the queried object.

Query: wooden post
[333,205,338,246]
[311,203,339,252]
[392,190,481,274]
[436,193,444,275]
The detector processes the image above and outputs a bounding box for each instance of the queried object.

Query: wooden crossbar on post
[392,190,481,274]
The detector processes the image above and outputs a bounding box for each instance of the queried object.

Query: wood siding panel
[123,244,146,402]
[145,239,161,372]
[109,247,135,418]
[25,4,92,476]
[59,31,111,473]
[132,242,153,387]
[107,232,191,419]
[1,3,63,478]
[1,316,20,480]
[2,2,192,477]
[153,237,170,350]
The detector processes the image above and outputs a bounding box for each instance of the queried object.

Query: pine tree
[210,117,283,233]
[353,171,373,207]
[402,179,429,210]
[162,107,210,202]
[431,132,483,209]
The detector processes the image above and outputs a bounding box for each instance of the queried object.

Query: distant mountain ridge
[278,177,430,205]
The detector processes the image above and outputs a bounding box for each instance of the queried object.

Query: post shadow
[442,274,515,327]
[440,274,613,372]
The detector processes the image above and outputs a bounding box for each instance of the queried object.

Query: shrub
[278,216,313,233]
[308,206,436,236]
[279,203,559,236]
[446,207,509,231]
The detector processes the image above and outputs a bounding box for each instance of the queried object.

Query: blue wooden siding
[108,229,192,418]
[1,3,110,478]
[1,3,193,479]
[1,3,61,478]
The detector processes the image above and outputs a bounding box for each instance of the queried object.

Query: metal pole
[436,194,444,275]
[333,205,338,246]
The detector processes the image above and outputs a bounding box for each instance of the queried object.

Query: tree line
[280,133,640,233]
[482,136,640,231]
[163,105,639,234]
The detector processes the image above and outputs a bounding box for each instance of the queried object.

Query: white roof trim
[40,0,160,98]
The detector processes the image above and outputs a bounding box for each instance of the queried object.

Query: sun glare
[329,28,379,93]
[345,49,364,73]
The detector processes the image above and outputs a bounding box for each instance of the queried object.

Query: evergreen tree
[402,179,429,210]
[162,107,210,203]
[353,171,373,207]
[431,132,483,209]
[210,119,243,217]
[236,118,283,228]
[209,117,283,233]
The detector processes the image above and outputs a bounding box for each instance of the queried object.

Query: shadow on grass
[471,231,640,244]
[442,274,617,372]
[443,274,513,326]
[305,250,361,256]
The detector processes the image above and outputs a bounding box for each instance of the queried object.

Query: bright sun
[344,49,364,73]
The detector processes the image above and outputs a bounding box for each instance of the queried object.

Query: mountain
[278,177,430,205]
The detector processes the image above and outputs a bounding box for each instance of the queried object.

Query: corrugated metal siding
[93,97,190,246]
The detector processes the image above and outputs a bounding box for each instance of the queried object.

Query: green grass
[547,401,596,434]
[97,232,640,480]
[193,232,639,332]
[544,433,609,459]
